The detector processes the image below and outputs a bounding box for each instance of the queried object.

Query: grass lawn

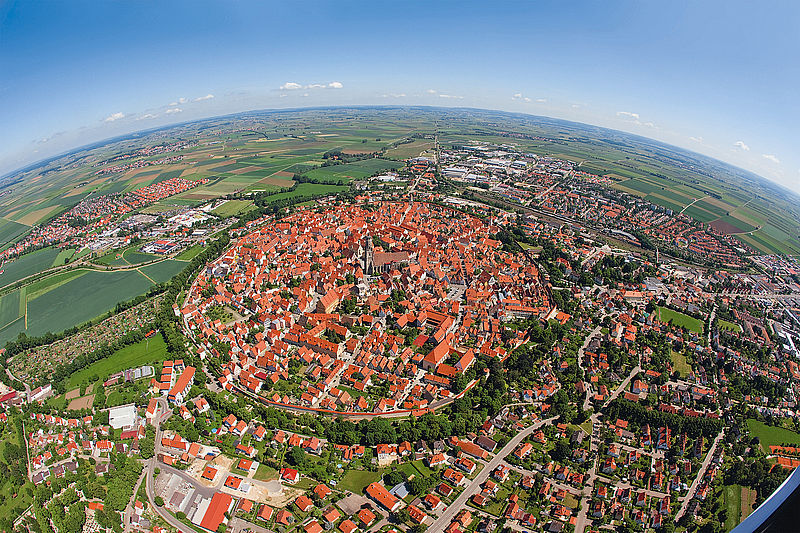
[66,335,167,388]
[0,416,34,519]
[411,459,434,477]
[254,463,278,481]
[724,484,742,531]
[718,318,742,332]
[339,469,381,494]
[671,350,692,377]
[657,306,704,334]
[747,419,800,452]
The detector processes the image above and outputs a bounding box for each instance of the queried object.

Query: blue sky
[1,1,798,191]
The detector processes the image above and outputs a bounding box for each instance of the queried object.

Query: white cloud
[571,104,582,109]
[689,136,703,143]
[438,94,464,99]
[279,94,288,98]
[104,112,125,122]
[381,93,406,98]
[136,113,159,121]
[426,89,437,94]
[616,111,655,128]
[535,98,547,103]
[512,93,533,102]
[617,111,640,120]
[178,97,187,104]
[734,140,750,151]
[165,107,182,114]
[194,94,215,101]
[281,81,343,91]
[762,154,781,164]
[302,93,309,97]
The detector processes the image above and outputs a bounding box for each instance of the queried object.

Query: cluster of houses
[179,201,553,416]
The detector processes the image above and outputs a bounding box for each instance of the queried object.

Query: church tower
[364,235,375,275]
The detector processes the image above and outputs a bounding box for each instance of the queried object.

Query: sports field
[66,335,167,388]
[657,306,704,334]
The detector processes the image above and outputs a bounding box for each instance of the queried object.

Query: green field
[338,469,381,494]
[52,247,75,266]
[657,306,704,334]
[261,183,348,204]
[0,289,22,329]
[139,260,186,283]
[301,159,402,182]
[0,269,156,344]
[0,247,62,288]
[0,219,29,248]
[66,335,167,388]
[23,268,87,300]
[746,419,800,453]
[175,244,205,261]
[211,199,255,218]
[723,484,742,531]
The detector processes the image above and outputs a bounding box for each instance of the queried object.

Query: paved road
[143,398,197,533]
[577,324,603,410]
[675,431,724,520]
[602,365,641,408]
[123,469,146,532]
[427,416,558,533]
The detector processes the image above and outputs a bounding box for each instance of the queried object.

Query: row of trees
[605,398,723,438]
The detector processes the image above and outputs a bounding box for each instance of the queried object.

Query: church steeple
[364,234,375,275]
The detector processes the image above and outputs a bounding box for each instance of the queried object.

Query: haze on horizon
[1,0,797,193]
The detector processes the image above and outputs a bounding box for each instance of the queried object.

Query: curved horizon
[1,1,797,192]
[3,104,797,203]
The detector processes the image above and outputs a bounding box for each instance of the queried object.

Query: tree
[286,446,306,467]
[139,437,154,459]
[154,496,164,506]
